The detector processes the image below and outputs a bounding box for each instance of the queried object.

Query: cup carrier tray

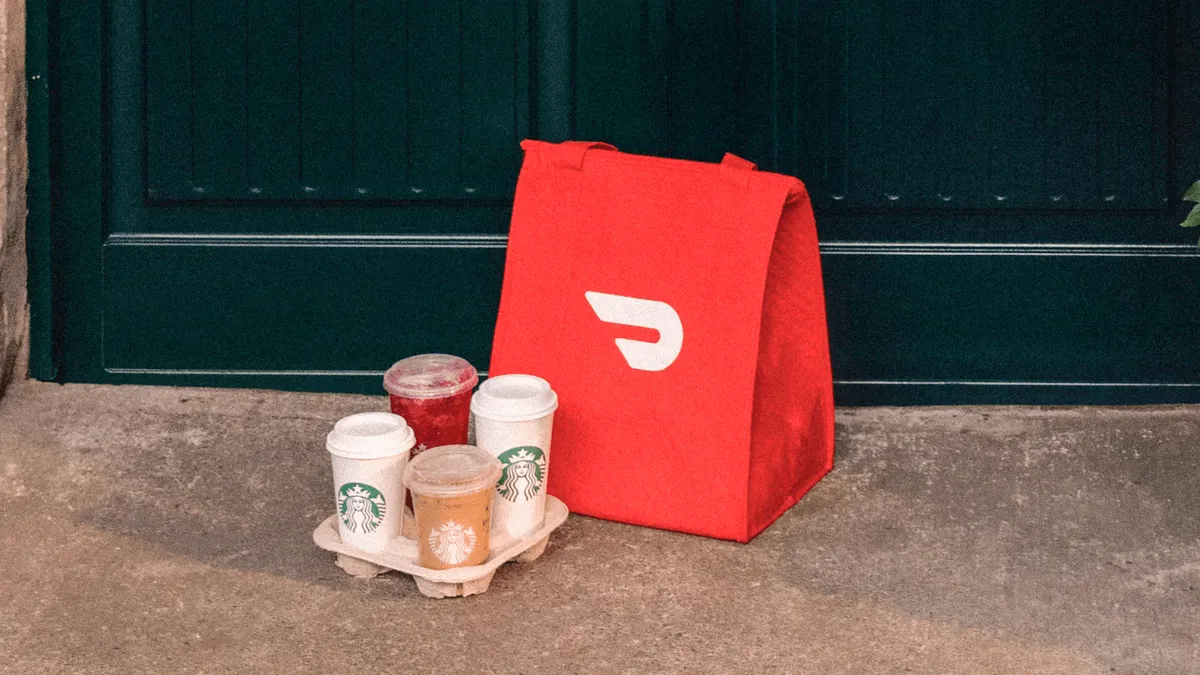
[313,496,568,598]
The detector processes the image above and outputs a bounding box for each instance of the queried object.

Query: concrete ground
[0,382,1196,674]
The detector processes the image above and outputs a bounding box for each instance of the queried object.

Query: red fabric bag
[489,140,834,542]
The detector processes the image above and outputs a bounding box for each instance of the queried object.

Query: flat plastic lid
[404,444,501,497]
[326,412,416,460]
[383,354,479,399]
[471,374,558,423]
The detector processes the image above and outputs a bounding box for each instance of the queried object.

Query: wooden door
[40,0,1200,403]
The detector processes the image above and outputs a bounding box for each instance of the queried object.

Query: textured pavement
[0,381,1197,674]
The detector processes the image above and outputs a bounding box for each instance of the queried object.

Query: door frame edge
[24,0,55,381]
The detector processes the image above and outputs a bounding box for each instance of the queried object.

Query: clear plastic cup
[383,354,478,458]
[471,374,558,539]
[326,412,416,574]
[404,445,501,570]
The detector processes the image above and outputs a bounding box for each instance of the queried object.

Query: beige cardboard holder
[313,496,569,598]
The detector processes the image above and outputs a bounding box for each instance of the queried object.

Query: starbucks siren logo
[496,446,547,503]
[429,521,477,565]
[337,483,387,534]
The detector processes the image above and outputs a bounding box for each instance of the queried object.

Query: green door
[34,0,1200,404]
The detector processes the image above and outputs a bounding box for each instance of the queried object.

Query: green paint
[36,0,1200,403]
[25,0,54,380]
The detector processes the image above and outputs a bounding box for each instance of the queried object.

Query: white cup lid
[470,374,558,423]
[326,412,416,460]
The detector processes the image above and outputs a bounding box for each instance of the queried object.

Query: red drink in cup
[383,354,479,458]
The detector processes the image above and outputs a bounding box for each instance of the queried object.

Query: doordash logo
[584,291,683,372]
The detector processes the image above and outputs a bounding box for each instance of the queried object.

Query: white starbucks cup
[326,412,415,576]
[470,374,558,539]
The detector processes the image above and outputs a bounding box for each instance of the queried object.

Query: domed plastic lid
[326,412,416,460]
[404,444,501,497]
[383,354,479,399]
[471,374,558,423]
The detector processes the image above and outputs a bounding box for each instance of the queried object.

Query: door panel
[824,245,1200,397]
[93,0,527,390]
[574,0,740,160]
[787,0,1168,213]
[103,237,504,376]
[145,0,527,201]
[47,0,1200,402]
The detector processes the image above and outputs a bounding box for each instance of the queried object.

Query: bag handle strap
[720,153,757,189]
[544,141,618,170]
[720,153,757,171]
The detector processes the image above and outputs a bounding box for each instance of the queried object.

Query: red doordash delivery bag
[489,140,834,542]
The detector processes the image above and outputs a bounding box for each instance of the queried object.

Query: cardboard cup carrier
[471,374,558,539]
[315,436,569,597]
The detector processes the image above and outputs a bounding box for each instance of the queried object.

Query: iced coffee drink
[404,445,501,570]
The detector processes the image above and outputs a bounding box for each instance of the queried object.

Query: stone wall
[0,0,26,397]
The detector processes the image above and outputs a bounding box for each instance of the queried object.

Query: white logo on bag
[584,291,683,372]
